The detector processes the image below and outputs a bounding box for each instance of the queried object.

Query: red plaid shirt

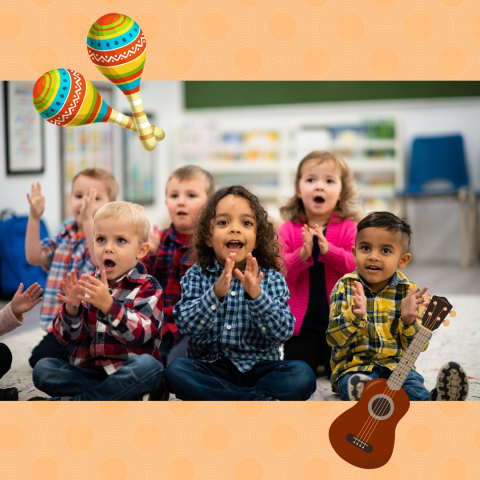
[142,224,194,341]
[53,261,163,374]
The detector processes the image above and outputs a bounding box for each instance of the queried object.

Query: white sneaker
[140,393,151,401]
[347,373,371,401]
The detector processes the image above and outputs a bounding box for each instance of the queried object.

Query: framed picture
[122,113,155,205]
[4,81,45,175]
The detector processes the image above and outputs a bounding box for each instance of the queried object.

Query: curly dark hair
[193,185,283,272]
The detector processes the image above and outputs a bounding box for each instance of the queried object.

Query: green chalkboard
[185,81,480,109]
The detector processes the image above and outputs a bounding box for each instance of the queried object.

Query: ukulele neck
[387,325,432,391]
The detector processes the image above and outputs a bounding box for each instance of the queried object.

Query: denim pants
[337,366,432,401]
[165,357,317,401]
[32,354,165,401]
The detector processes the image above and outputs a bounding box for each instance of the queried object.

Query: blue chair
[395,135,473,267]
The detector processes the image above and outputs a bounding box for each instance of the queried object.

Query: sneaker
[140,393,152,401]
[28,396,74,401]
[347,373,371,401]
[435,361,469,401]
[0,387,18,401]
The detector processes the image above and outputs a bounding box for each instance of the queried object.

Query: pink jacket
[0,303,24,338]
[278,215,357,336]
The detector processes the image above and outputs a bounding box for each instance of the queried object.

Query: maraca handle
[126,92,156,152]
[107,111,165,141]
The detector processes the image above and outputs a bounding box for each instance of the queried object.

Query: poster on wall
[60,85,114,219]
[123,112,155,205]
[4,81,44,175]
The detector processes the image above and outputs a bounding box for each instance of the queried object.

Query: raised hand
[78,270,113,316]
[401,286,429,326]
[56,270,83,316]
[79,187,97,223]
[214,253,236,299]
[315,224,329,255]
[299,224,314,262]
[148,224,161,254]
[352,280,367,320]
[234,253,263,300]
[27,183,45,219]
[10,282,43,318]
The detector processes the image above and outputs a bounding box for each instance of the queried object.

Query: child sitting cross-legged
[327,212,469,402]
[30,202,165,401]
[165,185,317,401]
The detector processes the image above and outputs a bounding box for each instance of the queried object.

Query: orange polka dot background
[0,0,478,79]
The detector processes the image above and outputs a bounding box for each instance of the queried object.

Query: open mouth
[104,259,116,272]
[366,265,381,272]
[226,240,244,251]
[177,211,188,216]
[314,196,325,204]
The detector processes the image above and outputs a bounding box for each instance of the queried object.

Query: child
[144,165,214,366]
[278,151,361,378]
[26,168,118,368]
[165,185,317,401]
[30,202,165,401]
[0,282,43,400]
[327,212,469,401]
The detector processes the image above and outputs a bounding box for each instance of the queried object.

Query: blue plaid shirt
[173,260,295,372]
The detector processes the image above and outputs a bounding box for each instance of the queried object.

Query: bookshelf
[174,113,403,222]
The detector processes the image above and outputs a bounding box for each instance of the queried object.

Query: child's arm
[80,187,97,266]
[78,271,163,347]
[25,183,48,266]
[278,223,313,282]
[326,280,369,349]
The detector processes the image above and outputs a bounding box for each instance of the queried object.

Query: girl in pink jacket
[0,283,43,400]
[278,151,362,378]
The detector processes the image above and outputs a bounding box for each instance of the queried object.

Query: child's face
[297,159,342,223]
[94,217,149,286]
[165,177,209,234]
[352,227,411,293]
[206,195,257,270]
[71,175,110,226]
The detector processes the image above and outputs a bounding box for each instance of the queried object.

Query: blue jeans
[32,354,165,401]
[337,366,432,401]
[165,357,317,401]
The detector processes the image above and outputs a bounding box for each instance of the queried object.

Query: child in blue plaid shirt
[165,185,317,401]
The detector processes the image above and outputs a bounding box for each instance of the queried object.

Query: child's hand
[148,224,161,254]
[79,187,97,224]
[214,253,235,299]
[315,224,329,255]
[10,282,43,319]
[299,224,314,261]
[56,270,83,316]
[352,280,367,319]
[78,271,113,316]
[234,253,263,300]
[401,286,429,327]
[27,183,45,219]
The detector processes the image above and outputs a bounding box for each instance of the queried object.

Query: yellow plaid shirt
[327,269,428,392]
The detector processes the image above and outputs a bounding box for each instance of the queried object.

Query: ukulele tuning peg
[450,310,456,318]
[424,294,431,302]
[419,305,426,313]
[443,320,450,327]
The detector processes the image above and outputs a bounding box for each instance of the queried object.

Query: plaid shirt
[40,220,95,332]
[327,269,429,392]
[173,260,295,373]
[53,262,163,374]
[142,224,193,341]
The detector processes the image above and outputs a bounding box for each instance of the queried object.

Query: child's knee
[32,358,57,388]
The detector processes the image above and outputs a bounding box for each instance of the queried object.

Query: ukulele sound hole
[368,394,394,420]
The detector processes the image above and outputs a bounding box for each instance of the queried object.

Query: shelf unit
[174,112,404,222]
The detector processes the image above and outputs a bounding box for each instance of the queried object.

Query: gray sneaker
[435,361,469,401]
[347,373,371,401]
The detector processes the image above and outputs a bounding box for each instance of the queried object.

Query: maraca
[32,68,165,141]
[87,13,155,151]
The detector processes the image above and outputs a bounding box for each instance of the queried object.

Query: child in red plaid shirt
[144,166,215,366]
[30,202,165,401]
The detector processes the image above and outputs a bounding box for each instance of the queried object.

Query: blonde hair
[94,201,150,244]
[166,165,215,197]
[280,151,362,223]
[72,168,119,201]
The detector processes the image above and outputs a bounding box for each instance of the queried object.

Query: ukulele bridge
[346,434,373,453]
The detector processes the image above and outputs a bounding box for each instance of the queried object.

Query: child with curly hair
[279,151,362,378]
[165,185,317,401]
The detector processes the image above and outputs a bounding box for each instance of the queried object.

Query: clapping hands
[10,282,43,319]
[401,286,429,327]
[352,280,367,320]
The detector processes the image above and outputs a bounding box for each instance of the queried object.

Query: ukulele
[328,295,456,470]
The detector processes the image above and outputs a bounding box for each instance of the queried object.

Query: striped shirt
[53,262,163,374]
[40,220,95,332]
[173,260,295,373]
[327,269,428,392]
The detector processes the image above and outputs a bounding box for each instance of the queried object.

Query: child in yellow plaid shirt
[327,212,469,402]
